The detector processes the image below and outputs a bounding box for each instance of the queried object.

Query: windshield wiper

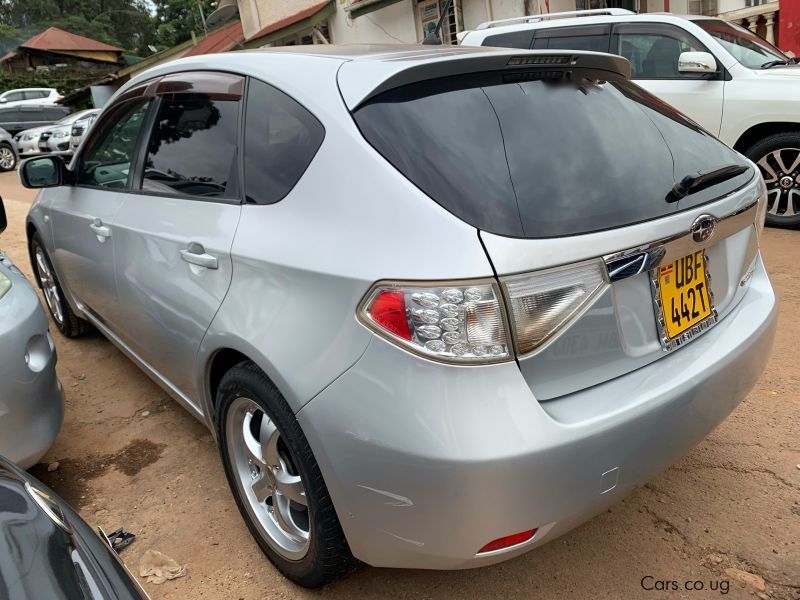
[666,164,750,203]
[761,57,799,68]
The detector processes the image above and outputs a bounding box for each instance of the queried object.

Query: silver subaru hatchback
[21,45,776,587]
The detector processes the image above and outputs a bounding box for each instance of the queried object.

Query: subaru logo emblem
[691,215,716,243]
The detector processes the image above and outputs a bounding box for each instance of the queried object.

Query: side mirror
[0,196,6,235]
[678,51,717,74]
[0,98,7,104]
[19,156,71,189]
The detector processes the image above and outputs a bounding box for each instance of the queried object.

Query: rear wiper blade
[666,164,750,203]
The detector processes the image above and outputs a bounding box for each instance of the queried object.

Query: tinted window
[614,24,710,79]
[0,109,20,122]
[3,92,24,102]
[353,70,750,238]
[535,25,610,53]
[24,90,47,100]
[482,30,534,49]
[141,95,239,198]
[78,100,150,189]
[243,79,324,205]
[43,107,70,121]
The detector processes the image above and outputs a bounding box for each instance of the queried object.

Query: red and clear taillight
[358,280,511,364]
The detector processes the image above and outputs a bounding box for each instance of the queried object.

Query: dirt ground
[0,170,797,600]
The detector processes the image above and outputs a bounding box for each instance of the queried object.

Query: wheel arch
[733,122,800,154]
[206,347,252,415]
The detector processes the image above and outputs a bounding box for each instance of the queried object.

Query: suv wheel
[30,233,89,337]
[0,142,16,171]
[746,133,800,228]
[215,362,358,587]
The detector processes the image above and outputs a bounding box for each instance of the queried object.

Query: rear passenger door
[611,23,724,135]
[110,72,243,406]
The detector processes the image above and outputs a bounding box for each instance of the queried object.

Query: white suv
[460,9,800,228]
[0,88,61,108]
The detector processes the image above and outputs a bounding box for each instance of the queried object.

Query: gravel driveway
[0,171,797,599]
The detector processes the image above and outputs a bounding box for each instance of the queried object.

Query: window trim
[611,22,726,81]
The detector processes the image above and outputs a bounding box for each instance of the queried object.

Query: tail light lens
[501,260,608,355]
[358,280,511,364]
[478,528,537,553]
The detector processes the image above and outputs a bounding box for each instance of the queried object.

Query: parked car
[1,105,70,138]
[0,87,61,108]
[71,110,101,153]
[15,109,96,157]
[0,128,18,172]
[0,454,148,599]
[460,8,800,228]
[0,196,63,468]
[20,46,777,587]
[39,109,103,156]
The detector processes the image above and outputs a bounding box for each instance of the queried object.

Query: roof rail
[475,8,634,30]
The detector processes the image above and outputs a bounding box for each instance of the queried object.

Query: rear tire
[30,232,89,338]
[0,142,17,172]
[745,133,800,229]
[215,361,358,588]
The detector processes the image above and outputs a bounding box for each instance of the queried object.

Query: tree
[152,0,214,48]
[0,0,160,54]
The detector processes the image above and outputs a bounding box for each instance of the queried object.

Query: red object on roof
[184,21,244,57]
[20,27,122,53]
[248,0,330,42]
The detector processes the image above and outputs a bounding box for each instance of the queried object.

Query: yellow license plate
[657,250,713,340]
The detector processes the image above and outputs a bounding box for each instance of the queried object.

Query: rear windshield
[353,69,751,238]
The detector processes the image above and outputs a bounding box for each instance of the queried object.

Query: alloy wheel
[225,397,311,560]
[756,147,800,219]
[0,147,15,170]
[34,247,63,325]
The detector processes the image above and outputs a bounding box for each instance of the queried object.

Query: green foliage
[0,0,207,54]
[152,0,215,48]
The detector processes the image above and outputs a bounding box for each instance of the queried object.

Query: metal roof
[20,27,122,53]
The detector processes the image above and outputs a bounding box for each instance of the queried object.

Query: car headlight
[0,271,11,300]
[53,131,69,139]
[23,134,35,141]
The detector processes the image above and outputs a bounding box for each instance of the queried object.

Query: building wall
[239,0,326,40]
[329,0,418,44]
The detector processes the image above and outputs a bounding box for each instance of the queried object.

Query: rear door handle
[89,218,111,241]
[180,243,218,270]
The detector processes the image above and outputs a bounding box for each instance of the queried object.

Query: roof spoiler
[338,49,632,110]
[476,8,634,30]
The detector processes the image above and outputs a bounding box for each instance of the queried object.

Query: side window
[243,78,324,205]
[3,91,24,103]
[534,25,611,53]
[77,100,151,189]
[614,24,711,79]
[482,30,534,49]
[24,91,46,100]
[0,109,18,123]
[141,94,239,199]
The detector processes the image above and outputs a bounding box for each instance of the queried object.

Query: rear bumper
[0,265,63,469]
[298,256,776,569]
